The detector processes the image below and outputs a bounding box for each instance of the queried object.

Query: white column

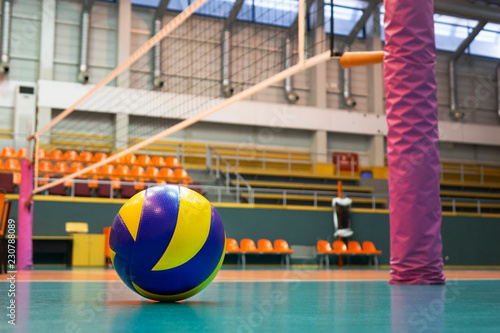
[366,5,385,167]
[312,130,327,163]
[115,0,132,150]
[309,0,327,108]
[37,0,57,147]
[367,5,384,116]
[39,0,56,81]
[115,112,129,151]
[369,134,385,167]
[37,107,52,147]
[117,0,131,88]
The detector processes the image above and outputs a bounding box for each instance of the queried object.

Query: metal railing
[3,133,500,184]
[29,177,500,214]
[439,161,500,185]
[206,145,254,204]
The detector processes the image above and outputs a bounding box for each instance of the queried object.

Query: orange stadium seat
[225,238,241,253]
[95,165,115,198]
[346,241,363,254]
[38,161,53,186]
[17,148,27,159]
[240,239,258,252]
[146,166,166,185]
[332,240,348,254]
[53,162,69,174]
[131,166,145,177]
[138,155,152,166]
[86,167,99,190]
[0,160,4,170]
[64,150,79,162]
[116,165,135,198]
[115,165,130,177]
[152,156,167,167]
[274,239,293,269]
[67,162,91,197]
[173,168,190,182]
[124,154,138,165]
[257,239,274,252]
[5,159,20,171]
[94,152,108,163]
[100,165,120,189]
[274,239,294,253]
[131,166,145,191]
[361,241,382,268]
[101,165,116,177]
[317,240,333,254]
[0,147,15,158]
[79,151,93,163]
[146,166,160,178]
[160,168,174,181]
[317,240,334,269]
[70,162,84,173]
[39,160,53,172]
[166,157,181,168]
[225,238,243,267]
[49,150,63,160]
[362,241,382,255]
[103,227,112,266]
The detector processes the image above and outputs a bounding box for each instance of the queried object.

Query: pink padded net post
[17,159,34,270]
[384,0,446,284]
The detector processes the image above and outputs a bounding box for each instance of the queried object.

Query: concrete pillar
[37,0,56,148]
[312,130,328,163]
[366,5,385,168]
[367,5,384,116]
[369,134,385,167]
[37,107,52,147]
[309,0,327,108]
[115,0,132,151]
[117,0,131,88]
[115,112,129,151]
[39,0,56,81]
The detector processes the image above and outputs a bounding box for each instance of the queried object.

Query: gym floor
[1,269,499,332]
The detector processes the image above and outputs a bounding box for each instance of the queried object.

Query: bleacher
[2,142,500,214]
[0,147,192,197]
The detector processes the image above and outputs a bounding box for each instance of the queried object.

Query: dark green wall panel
[5,198,500,266]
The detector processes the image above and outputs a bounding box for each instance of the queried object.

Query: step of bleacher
[231,180,373,193]
[241,193,387,209]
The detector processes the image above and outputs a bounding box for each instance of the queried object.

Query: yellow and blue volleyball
[109,185,225,302]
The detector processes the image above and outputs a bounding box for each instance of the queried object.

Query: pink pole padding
[384,0,446,284]
[18,159,34,270]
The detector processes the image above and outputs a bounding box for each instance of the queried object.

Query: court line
[5,278,500,283]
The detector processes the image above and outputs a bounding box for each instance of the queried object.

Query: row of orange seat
[0,159,190,185]
[317,240,382,268]
[226,238,294,253]
[0,147,182,168]
[317,240,381,255]
[225,238,294,269]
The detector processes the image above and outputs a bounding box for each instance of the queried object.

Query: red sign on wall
[333,152,359,172]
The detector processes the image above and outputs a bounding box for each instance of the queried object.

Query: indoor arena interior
[1,0,500,332]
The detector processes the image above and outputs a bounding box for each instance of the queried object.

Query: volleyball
[109,185,226,302]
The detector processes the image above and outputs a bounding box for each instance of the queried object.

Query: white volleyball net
[31,0,343,194]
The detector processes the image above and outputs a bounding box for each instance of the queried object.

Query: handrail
[207,145,254,204]
[29,176,500,215]
[3,132,500,185]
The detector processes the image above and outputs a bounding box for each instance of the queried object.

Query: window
[469,23,500,59]
[131,0,161,7]
[324,4,364,37]
[380,10,500,59]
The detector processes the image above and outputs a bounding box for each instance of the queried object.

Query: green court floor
[1,279,499,332]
